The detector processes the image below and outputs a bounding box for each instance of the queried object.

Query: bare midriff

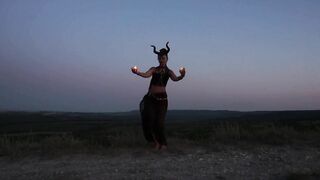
[149,85,166,94]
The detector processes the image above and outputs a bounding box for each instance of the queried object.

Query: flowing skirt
[139,92,168,145]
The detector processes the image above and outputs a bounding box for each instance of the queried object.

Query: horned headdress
[151,42,170,57]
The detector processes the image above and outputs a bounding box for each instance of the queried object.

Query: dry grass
[1,120,320,158]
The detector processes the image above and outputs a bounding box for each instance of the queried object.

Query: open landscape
[2,1,320,179]
[1,110,320,179]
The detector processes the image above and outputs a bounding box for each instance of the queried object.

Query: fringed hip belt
[147,92,168,101]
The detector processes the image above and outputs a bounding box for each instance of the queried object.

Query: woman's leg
[140,96,155,143]
[147,98,161,149]
[154,99,168,147]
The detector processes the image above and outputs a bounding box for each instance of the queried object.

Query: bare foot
[160,145,168,150]
[146,142,155,148]
[154,142,161,150]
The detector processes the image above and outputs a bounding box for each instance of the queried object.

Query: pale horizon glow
[1,0,320,112]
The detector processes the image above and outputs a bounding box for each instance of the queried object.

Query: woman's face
[158,55,168,66]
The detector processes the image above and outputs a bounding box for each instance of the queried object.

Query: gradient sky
[1,0,320,112]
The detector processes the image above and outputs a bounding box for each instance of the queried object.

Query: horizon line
[1,109,320,114]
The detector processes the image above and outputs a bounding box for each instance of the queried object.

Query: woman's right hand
[131,66,139,74]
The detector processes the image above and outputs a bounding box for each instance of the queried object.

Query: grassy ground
[1,119,320,158]
[1,117,320,179]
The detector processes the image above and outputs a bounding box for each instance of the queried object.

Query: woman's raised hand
[179,67,186,77]
[131,66,139,74]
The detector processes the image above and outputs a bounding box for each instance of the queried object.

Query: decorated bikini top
[149,66,170,87]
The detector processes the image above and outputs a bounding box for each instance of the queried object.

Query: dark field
[0,110,320,179]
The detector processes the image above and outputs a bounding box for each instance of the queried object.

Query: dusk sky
[1,0,320,112]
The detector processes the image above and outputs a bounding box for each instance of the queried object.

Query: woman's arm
[132,67,155,78]
[169,68,185,81]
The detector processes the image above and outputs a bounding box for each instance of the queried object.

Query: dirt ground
[1,140,319,180]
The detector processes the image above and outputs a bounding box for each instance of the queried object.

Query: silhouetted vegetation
[0,110,319,158]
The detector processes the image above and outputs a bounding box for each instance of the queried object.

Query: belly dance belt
[147,92,168,101]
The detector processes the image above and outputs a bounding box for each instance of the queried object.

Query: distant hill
[1,110,319,133]
[1,110,319,123]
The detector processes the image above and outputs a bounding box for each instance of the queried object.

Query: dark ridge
[1,110,319,123]
[0,110,319,134]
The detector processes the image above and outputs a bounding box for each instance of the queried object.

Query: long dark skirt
[139,92,168,145]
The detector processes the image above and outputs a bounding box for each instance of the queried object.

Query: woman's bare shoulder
[146,67,156,73]
[166,67,173,72]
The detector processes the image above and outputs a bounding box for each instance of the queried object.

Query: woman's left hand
[179,67,186,77]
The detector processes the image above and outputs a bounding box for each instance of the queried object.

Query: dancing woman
[131,42,186,150]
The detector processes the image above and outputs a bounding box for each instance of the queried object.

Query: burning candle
[132,66,138,73]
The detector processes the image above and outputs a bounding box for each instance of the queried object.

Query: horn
[166,42,170,53]
[151,45,159,55]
